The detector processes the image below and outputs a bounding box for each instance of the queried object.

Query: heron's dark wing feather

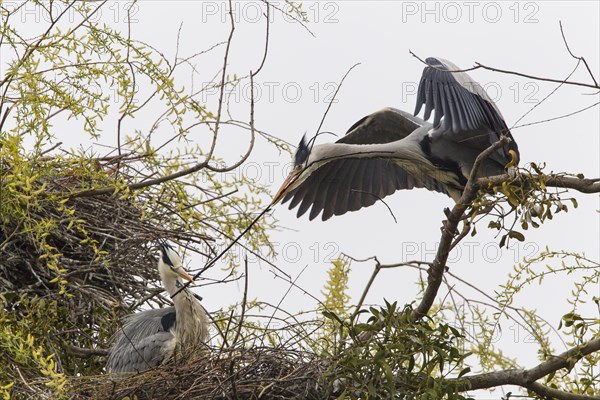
[304,159,342,220]
[161,311,177,331]
[338,107,423,145]
[414,57,519,166]
[283,158,448,221]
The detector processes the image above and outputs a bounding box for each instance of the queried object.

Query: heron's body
[106,243,209,373]
[272,57,519,220]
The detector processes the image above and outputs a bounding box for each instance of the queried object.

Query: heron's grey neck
[308,140,428,170]
[163,276,209,346]
[160,274,184,298]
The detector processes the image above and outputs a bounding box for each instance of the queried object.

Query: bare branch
[409,50,600,90]
[560,20,599,87]
[474,62,600,90]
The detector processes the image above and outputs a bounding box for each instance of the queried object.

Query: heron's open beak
[176,268,195,284]
[271,170,301,206]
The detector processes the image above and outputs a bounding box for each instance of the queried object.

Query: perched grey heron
[272,57,519,221]
[106,241,210,373]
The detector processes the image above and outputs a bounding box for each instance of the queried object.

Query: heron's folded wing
[107,331,174,373]
[107,307,177,373]
[282,158,448,221]
[414,57,519,166]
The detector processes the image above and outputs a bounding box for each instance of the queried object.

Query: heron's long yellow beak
[176,268,195,284]
[271,170,301,206]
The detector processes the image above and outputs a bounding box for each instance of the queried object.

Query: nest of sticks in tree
[3,164,173,286]
[68,346,329,400]
[0,157,213,373]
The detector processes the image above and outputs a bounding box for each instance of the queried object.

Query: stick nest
[1,157,213,382]
[69,346,329,400]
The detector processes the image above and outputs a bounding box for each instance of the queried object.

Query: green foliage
[323,302,473,399]
[471,162,577,248]
[318,258,351,351]
[0,1,277,398]
[0,295,68,399]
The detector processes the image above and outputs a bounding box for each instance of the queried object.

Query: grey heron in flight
[272,57,519,221]
[106,241,209,373]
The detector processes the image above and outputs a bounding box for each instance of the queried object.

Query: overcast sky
[7,1,599,396]
[136,1,599,381]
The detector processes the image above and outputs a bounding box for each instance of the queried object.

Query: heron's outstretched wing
[107,307,177,373]
[338,107,424,144]
[281,108,448,221]
[414,57,519,166]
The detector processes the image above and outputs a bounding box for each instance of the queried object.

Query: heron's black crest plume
[294,135,309,168]
[158,240,178,267]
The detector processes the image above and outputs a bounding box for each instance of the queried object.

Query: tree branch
[68,160,210,198]
[409,50,600,90]
[449,337,600,400]
[65,344,109,358]
[473,62,600,90]
[480,173,600,194]
[411,138,509,320]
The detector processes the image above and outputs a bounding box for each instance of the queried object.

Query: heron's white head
[271,135,310,205]
[158,241,195,284]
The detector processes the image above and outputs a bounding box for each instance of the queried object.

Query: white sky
[148,3,600,396]
[5,1,599,397]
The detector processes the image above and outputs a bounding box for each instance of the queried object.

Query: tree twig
[559,20,598,87]
[409,50,600,90]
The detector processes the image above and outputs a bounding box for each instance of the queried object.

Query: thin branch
[409,50,600,90]
[352,259,432,320]
[513,101,600,130]
[204,0,236,165]
[474,62,600,90]
[115,0,138,168]
[68,160,210,198]
[305,63,361,160]
[207,0,270,174]
[231,257,249,346]
[525,382,599,400]
[559,20,598,87]
[511,57,581,129]
[171,205,273,299]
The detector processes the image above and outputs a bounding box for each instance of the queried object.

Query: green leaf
[458,367,471,378]
[499,234,507,248]
[508,231,525,241]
